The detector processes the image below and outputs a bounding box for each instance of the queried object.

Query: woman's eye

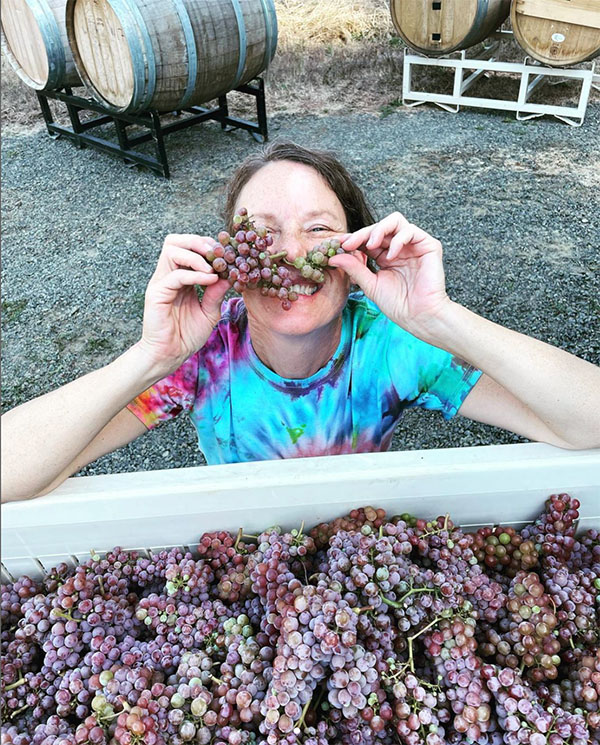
[310,226,329,233]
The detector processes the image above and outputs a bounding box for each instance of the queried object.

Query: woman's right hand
[136,234,230,373]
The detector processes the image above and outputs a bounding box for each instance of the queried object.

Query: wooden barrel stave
[390,0,511,56]
[511,0,600,67]
[1,0,81,89]
[66,0,278,113]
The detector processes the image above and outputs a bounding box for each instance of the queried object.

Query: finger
[161,245,213,274]
[201,278,231,318]
[387,224,440,262]
[364,212,410,251]
[334,232,352,243]
[150,270,220,304]
[328,253,377,296]
[164,234,219,253]
[340,225,374,251]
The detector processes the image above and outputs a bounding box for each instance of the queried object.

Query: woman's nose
[276,230,309,261]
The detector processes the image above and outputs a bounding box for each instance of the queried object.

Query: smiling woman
[1,141,600,502]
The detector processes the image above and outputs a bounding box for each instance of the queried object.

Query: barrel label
[551,33,565,43]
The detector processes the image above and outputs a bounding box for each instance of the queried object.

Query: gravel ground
[2,103,599,479]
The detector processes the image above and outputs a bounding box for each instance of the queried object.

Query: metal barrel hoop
[171,0,198,109]
[461,0,494,51]
[258,0,278,71]
[108,0,156,112]
[122,0,156,111]
[27,0,65,89]
[229,0,248,90]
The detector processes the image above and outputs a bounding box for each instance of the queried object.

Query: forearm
[1,344,167,502]
[421,302,600,449]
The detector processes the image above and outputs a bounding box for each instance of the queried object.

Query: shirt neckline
[243,304,352,389]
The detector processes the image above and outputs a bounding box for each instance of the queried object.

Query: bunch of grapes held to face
[205,208,346,310]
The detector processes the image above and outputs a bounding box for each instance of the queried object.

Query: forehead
[237,161,346,224]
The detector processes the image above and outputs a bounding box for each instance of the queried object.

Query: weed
[132,292,146,316]
[379,98,402,118]
[85,338,112,354]
[1,299,28,323]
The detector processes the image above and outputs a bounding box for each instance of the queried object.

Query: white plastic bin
[2,443,599,582]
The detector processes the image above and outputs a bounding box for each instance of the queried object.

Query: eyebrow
[255,210,342,223]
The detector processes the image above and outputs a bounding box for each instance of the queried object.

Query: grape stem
[5,677,25,691]
[51,608,81,624]
[408,615,446,672]
[211,674,225,686]
[10,703,29,718]
[380,587,436,610]
[418,514,450,539]
[295,695,312,732]
[234,528,243,551]
[352,605,376,615]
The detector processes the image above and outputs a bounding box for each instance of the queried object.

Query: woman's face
[235,161,354,337]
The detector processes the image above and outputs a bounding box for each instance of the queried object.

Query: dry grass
[1,0,597,131]
[275,0,392,46]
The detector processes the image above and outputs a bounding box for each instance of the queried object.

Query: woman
[2,142,599,502]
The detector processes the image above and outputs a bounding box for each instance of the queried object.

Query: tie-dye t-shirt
[127,293,482,464]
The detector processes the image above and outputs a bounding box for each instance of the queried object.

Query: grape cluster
[310,506,388,550]
[482,572,561,682]
[1,495,598,745]
[470,525,539,577]
[481,665,590,745]
[543,563,599,649]
[382,659,450,745]
[520,493,580,564]
[568,528,600,572]
[288,238,347,284]
[197,530,262,607]
[423,615,493,741]
[206,209,347,310]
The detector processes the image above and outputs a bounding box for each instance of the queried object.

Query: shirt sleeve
[385,323,482,421]
[126,353,200,429]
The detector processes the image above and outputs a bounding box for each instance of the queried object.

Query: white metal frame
[2,443,599,581]
[402,34,597,127]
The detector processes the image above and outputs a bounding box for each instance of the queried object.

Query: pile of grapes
[206,209,346,310]
[1,494,599,745]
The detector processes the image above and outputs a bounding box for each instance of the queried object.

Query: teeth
[290,284,318,296]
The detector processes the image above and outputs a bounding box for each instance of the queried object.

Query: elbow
[1,488,45,504]
[542,430,600,451]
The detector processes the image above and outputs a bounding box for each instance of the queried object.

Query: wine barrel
[511,0,600,67]
[1,0,80,89]
[390,0,511,55]
[65,0,278,114]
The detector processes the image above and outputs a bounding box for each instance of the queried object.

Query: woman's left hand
[329,212,452,339]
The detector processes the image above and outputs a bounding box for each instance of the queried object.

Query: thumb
[329,253,376,296]
[201,278,230,319]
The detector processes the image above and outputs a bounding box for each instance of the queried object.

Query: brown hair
[222,141,375,232]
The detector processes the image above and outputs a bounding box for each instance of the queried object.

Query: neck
[247,315,343,379]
